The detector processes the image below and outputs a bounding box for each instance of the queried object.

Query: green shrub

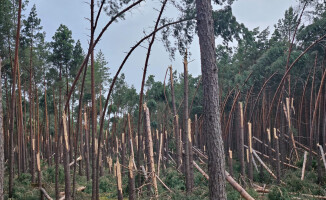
[268,186,291,200]
[45,165,64,184]
[16,173,32,185]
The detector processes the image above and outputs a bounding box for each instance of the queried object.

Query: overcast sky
[25,0,298,91]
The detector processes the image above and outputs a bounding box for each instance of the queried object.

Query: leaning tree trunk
[195,0,227,199]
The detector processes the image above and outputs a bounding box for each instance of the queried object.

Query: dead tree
[248,122,253,181]
[128,156,135,200]
[273,128,281,184]
[239,102,245,177]
[62,112,71,200]
[169,66,181,169]
[143,104,158,197]
[183,51,193,193]
[116,159,123,200]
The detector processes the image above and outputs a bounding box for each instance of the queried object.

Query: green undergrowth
[3,157,326,199]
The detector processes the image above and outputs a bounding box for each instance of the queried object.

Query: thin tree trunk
[0,58,4,200]
[274,128,281,184]
[239,102,245,177]
[17,62,24,175]
[183,52,193,193]
[9,0,22,197]
[53,89,59,200]
[169,66,181,169]
[44,82,51,166]
[247,122,253,181]
[195,0,227,198]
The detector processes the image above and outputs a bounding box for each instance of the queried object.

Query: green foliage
[268,186,291,200]
[46,165,65,184]
[50,24,74,67]
[163,168,185,191]
[16,173,32,185]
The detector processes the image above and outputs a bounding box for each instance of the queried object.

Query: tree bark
[0,58,4,200]
[62,112,71,200]
[9,0,22,197]
[239,102,245,177]
[169,66,181,169]
[183,52,193,193]
[143,104,158,197]
[128,156,135,200]
[195,0,227,198]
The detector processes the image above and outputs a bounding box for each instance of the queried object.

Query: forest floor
[3,157,326,200]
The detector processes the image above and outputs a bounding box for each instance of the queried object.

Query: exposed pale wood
[193,161,209,180]
[285,98,299,161]
[62,113,69,151]
[284,133,318,156]
[58,186,85,200]
[40,187,53,200]
[252,155,259,172]
[36,152,41,171]
[301,151,308,180]
[252,149,285,184]
[69,156,82,167]
[157,132,163,177]
[143,104,158,197]
[239,102,245,177]
[156,175,173,193]
[317,144,326,171]
[244,145,298,169]
[274,128,281,183]
[115,158,123,200]
[128,156,135,200]
[193,161,254,200]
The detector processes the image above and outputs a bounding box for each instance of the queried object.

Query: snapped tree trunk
[183,52,193,193]
[169,66,181,169]
[143,104,158,197]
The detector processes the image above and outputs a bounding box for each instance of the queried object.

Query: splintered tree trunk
[274,128,281,184]
[196,0,227,198]
[183,52,193,194]
[0,58,4,200]
[228,149,233,176]
[188,119,194,190]
[62,112,71,200]
[248,122,253,181]
[128,156,135,200]
[143,104,158,197]
[36,89,44,200]
[239,102,245,177]
[169,66,181,169]
[116,159,123,200]
[121,133,126,171]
